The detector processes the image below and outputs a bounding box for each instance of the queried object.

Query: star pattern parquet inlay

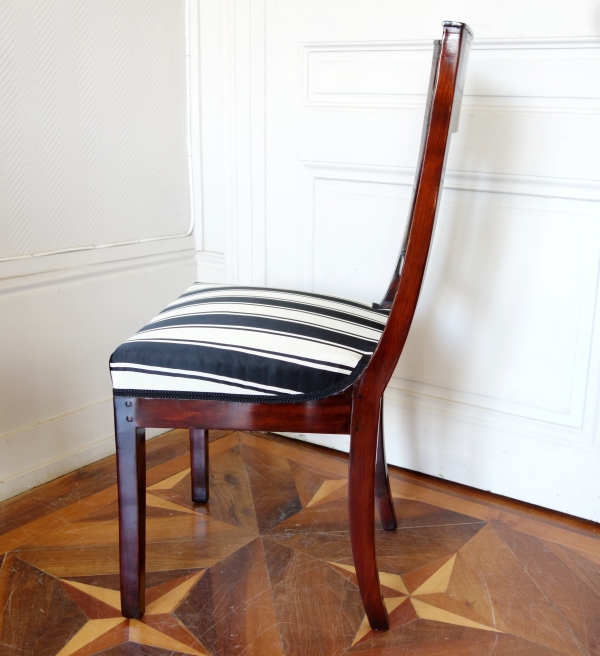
[0,429,599,655]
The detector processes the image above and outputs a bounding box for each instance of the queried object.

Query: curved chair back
[359,21,472,400]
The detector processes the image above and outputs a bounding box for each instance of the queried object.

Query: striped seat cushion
[110,283,389,402]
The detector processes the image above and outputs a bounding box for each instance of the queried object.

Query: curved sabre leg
[375,401,397,530]
[349,397,390,630]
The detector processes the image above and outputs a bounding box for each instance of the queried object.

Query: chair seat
[110,283,389,402]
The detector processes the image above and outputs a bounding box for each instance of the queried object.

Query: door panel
[210,0,600,520]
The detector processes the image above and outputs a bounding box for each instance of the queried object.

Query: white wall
[198,0,600,521]
[0,0,198,500]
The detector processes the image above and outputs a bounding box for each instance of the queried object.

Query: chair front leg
[375,401,397,530]
[114,397,146,619]
[349,395,389,631]
[190,428,209,503]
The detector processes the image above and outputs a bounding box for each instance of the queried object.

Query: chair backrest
[358,21,472,399]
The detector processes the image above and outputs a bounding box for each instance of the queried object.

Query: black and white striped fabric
[110,283,389,403]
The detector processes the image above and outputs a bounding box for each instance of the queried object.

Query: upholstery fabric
[110,283,389,403]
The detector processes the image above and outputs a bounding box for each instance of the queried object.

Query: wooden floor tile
[175,538,284,655]
[0,554,88,655]
[391,497,485,530]
[307,479,348,508]
[0,429,192,541]
[15,545,123,577]
[495,524,600,654]
[263,538,363,656]
[455,523,587,655]
[22,512,250,550]
[202,443,259,533]
[348,622,568,655]
[60,579,122,619]
[389,477,600,559]
[242,443,302,533]
[0,486,119,555]
[439,552,500,628]
[266,522,486,582]
[402,554,456,595]
[266,495,351,534]
[0,429,599,656]
[56,618,127,656]
[562,545,600,595]
[96,644,188,656]
[209,431,243,456]
[240,432,348,478]
[129,617,208,655]
[144,526,257,572]
[289,460,346,509]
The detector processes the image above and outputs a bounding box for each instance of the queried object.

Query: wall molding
[299,160,600,203]
[0,399,114,502]
[302,36,600,113]
[384,380,595,452]
[187,0,202,247]
[0,233,194,265]
[220,0,267,286]
[302,36,600,53]
[0,236,196,298]
[0,238,194,502]
[446,170,600,203]
[298,159,600,452]
[0,398,168,503]
[196,250,226,283]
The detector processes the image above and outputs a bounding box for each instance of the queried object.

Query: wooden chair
[111,21,472,632]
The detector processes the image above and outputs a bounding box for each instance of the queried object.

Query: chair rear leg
[114,398,146,619]
[190,428,209,503]
[375,402,397,530]
[349,398,389,631]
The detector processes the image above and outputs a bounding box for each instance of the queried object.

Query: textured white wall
[0,0,190,258]
[0,0,197,500]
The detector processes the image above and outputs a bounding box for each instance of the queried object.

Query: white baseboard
[0,397,170,503]
[0,237,195,504]
[0,399,113,501]
[278,388,600,522]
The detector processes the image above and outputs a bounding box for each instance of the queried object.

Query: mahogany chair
[110,21,472,631]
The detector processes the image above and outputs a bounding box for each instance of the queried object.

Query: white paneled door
[199,0,600,520]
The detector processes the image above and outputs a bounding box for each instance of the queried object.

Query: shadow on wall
[389,73,516,486]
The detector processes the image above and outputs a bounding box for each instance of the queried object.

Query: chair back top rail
[358,21,473,401]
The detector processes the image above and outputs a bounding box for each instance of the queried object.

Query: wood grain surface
[0,428,599,655]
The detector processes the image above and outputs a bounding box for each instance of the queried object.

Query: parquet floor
[0,430,600,655]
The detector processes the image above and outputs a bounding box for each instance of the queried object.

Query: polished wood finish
[190,428,209,503]
[114,397,146,619]
[135,392,352,433]
[375,403,397,531]
[112,21,473,630]
[346,21,471,628]
[2,429,600,655]
[362,22,472,399]
[348,392,390,629]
